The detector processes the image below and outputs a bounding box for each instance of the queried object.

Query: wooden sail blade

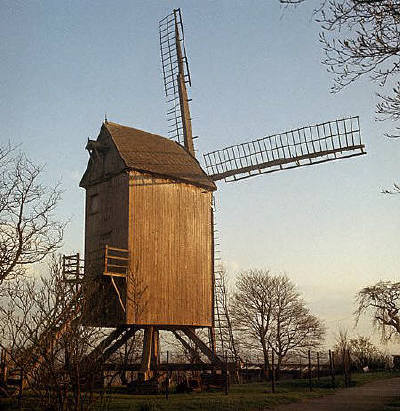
[159,9,194,155]
[204,116,366,182]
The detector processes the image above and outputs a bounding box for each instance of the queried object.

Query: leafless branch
[0,144,66,285]
[355,280,400,341]
[281,0,400,137]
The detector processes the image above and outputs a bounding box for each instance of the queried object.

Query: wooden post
[317,352,320,381]
[165,351,169,400]
[18,368,23,410]
[332,351,336,387]
[174,9,194,156]
[224,351,229,395]
[237,358,242,385]
[151,329,160,370]
[76,252,80,294]
[181,327,222,365]
[343,348,348,388]
[271,350,275,394]
[347,349,352,386]
[209,326,216,355]
[104,245,108,273]
[308,350,312,392]
[140,326,154,381]
[329,350,335,388]
[0,349,7,386]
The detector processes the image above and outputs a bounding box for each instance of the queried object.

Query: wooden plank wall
[126,171,213,326]
[83,171,129,326]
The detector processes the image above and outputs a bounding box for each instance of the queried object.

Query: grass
[382,397,400,410]
[2,371,400,410]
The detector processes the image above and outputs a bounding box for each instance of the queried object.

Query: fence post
[271,351,276,394]
[343,348,349,387]
[165,351,169,400]
[329,350,335,388]
[225,351,229,395]
[317,352,320,382]
[308,350,312,392]
[18,368,23,410]
[347,349,352,386]
[0,349,5,385]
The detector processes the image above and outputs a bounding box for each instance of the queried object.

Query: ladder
[211,198,238,361]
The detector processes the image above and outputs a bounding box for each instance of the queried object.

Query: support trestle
[86,325,222,382]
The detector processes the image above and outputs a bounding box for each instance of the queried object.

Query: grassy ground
[2,371,400,410]
[382,397,400,411]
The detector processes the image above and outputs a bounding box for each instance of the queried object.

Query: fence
[237,349,355,393]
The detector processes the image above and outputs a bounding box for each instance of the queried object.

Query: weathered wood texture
[81,123,214,327]
[127,172,213,326]
[83,151,129,326]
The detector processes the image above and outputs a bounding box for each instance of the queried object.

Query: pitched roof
[103,122,216,191]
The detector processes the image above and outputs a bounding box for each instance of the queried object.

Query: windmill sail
[159,9,194,155]
[204,116,366,182]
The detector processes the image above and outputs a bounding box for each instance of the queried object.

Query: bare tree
[0,144,65,285]
[348,335,390,369]
[333,329,390,370]
[0,256,109,410]
[280,0,400,138]
[355,280,400,340]
[268,275,325,376]
[231,269,276,375]
[231,269,325,377]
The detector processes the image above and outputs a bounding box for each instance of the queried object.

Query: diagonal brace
[181,327,222,364]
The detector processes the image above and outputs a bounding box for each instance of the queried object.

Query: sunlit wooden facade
[80,122,216,327]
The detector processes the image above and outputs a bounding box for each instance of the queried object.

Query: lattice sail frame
[204,116,365,182]
[159,9,192,145]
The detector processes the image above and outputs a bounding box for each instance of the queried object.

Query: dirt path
[272,377,400,410]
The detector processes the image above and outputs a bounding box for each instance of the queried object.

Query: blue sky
[1,1,399,348]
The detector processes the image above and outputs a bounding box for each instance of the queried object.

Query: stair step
[6,378,21,386]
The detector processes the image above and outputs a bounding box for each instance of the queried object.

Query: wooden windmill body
[79,9,366,380]
[80,123,215,328]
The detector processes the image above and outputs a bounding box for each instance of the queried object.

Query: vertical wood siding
[83,172,129,326]
[126,171,213,326]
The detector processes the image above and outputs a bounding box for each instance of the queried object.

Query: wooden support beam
[140,326,154,381]
[104,362,230,372]
[84,326,128,364]
[100,326,136,363]
[151,329,160,369]
[0,349,8,386]
[178,73,194,156]
[181,327,223,364]
[174,9,194,156]
[208,327,216,355]
[171,331,204,364]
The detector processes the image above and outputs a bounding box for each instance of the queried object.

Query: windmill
[77,8,366,383]
[0,8,366,394]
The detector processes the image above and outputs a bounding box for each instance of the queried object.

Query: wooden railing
[103,245,129,313]
[103,245,129,278]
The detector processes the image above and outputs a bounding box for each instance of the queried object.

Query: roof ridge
[105,121,166,139]
[101,122,216,191]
